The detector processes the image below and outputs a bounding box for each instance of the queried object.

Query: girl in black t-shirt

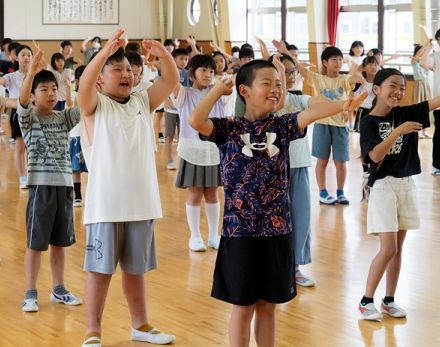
[358,68,439,321]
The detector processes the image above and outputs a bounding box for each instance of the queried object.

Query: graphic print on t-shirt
[320,87,344,100]
[379,121,403,155]
[240,132,279,158]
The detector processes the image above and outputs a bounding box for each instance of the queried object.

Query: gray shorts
[312,123,349,162]
[164,112,179,138]
[84,220,157,275]
[26,186,75,251]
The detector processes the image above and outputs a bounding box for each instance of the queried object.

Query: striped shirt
[17,103,80,186]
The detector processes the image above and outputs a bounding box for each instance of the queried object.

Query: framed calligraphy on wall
[43,0,119,25]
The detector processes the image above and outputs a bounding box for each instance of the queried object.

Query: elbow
[188,115,199,131]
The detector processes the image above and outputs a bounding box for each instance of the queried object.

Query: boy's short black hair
[321,46,343,62]
[286,44,299,51]
[31,69,58,94]
[102,47,126,69]
[91,36,102,44]
[7,41,20,54]
[435,29,440,41]
[231,46,240,54]
[236,59,276,103]
[172,48,190,58]
[1,38,12,48]
[164,38,176,48]
[240,43,253,50]
[362,55,379,67]
[60,40,72,49]
[187,54,215,79]
[125,42,141,54]
[125,51,143,75]
[239,47,255,60]
[74,65,86,80]
[268,53,294,65]
[368,48,382,56]
[51,52,65,70]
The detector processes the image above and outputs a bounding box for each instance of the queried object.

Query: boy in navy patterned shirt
[189,59,367,347]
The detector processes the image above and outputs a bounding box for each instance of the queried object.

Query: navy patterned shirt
[204,113,305,237]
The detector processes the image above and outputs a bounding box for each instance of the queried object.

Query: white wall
[4,0,161,40]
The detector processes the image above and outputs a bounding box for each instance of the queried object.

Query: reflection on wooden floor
[0,127,439,347]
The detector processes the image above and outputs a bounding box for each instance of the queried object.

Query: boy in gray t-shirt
[17,48,82,312]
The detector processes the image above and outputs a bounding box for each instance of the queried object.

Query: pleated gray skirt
[175,159,222,188]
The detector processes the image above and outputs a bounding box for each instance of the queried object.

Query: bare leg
[385,230,407,296]
[203,187,218,203]
[187,187,204,205]
[85,272,112,334]
[229,304,255,347]
[15,137,26,177]
[122,271,147,329]
[334,160,347,191]
[315,158,329,191]
[364,232,398,297]
[254,300,276,347]
[49,245,65,286]
[24,248,42,290]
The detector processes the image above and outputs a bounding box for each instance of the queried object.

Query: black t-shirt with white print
[359,101,430,186]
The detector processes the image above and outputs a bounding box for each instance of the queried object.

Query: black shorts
[211,233,296,306]
[26,186,75,251]
[10,109,22,139]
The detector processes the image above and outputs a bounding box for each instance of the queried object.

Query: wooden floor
[1,125,440,347]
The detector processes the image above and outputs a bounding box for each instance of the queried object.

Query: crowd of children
[0,24,438,347]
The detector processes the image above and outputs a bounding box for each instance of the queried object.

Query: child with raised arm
[358,68,439,321]
[189,59,366,347]
[78,29,179,347]
[17,47,82,312]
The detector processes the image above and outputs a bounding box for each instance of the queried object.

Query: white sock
[186,204,201,240]
[205,201,220,241]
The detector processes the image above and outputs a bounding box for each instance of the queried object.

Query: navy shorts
[312,123,349,162]
[211,233,296,306]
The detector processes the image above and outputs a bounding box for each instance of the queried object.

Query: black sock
[74,182,82,200]
[361,296,374,306]
[158,132,164,138]
[383,296,394,305]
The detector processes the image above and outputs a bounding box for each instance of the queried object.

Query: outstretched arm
[80,37,91,53]
[78,29,126,118]
[256,37,270,61]
[189,77,234,136]
[272,39,309,79]
[186,36,199,58]
[143,40,179,112]
[297,91,368,129]
[209,41,233,61]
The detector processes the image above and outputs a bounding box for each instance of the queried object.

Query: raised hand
[101,29,126,58]
[142,40,170,59]
[271,54,285,74]
[213,77,234,96]
[29,50,46,76]
[271,39,289,55]
[185,35,196,46]
[395,121,423,135]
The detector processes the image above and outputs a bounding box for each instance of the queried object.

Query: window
[213,0,219,25]
[188,0,201,26]
[338,0,414,73]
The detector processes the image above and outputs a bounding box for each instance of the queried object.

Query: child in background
[163,48,190,170]
[126,51,152,93]
[18,47,82,313]
[81,36,102,65]
[189,59,366,347]
[173,54,232,251]
[287,45,365,205]
[66,65,87,207]
[354,56,380,180]
[358,68,439,321]
[410,43,432,139]
[344,40,364,74]
[0,44,33,188]
[212,50,235,117]
[78,29,178,346]
[49,53,72,111]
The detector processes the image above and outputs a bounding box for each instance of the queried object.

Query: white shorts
[367,176,420,235]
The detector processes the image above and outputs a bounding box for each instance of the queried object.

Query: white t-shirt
[2,70,25,98]
[80,92,162,224]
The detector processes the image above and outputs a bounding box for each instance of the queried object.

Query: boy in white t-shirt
[78,29,179,347]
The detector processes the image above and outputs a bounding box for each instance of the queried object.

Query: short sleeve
[281,113,306,142]
[62,107,81,131]
[359,117,379,163]
[171,86,187,108]
[200,117,229,146]
[2,73,10,88]
[17,102,33,135]
[399,101,430,128]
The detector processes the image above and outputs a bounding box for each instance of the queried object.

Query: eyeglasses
[284,69,296,76]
